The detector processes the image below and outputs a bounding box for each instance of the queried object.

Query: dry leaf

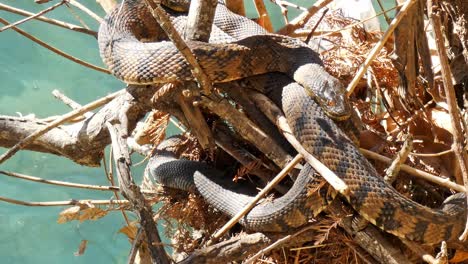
[57,203,108,224]
[74,240,88,256]
[78,207,108,222]
[119,222,139,241]
[57,206,81,224]
[450,250,468,263]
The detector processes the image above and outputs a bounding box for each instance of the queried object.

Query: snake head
[315,78,352,121]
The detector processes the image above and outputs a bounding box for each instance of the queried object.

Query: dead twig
[143,0,213,95]
[0,17,109,74]
[52,89,132,225]
[253,0,273,32]
[0,170,119,191]
[68,0,103,23]
[0,3,96,36]
[244,225,316,264]
[0,89,123,164]
[127,227,144,264]
[305,7,328,44]
[200,94,293,168]
[0,196,129,206]
[430,0,468,241]
[277,0,332,35]
[0,0,67,32]
[346,0,417,96]
[361,148,465,192]
[52,89,93,118]
[106,122,170,264]
[384,134,413,183]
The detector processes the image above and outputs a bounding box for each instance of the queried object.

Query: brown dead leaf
[78,207,108,222]
[57,203,108,224]
[57,206,81,224]
[134,110,170,146]
[450,250,468,263]
[119,222,139,241]
[74,240,88,256]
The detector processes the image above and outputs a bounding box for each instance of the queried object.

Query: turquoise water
[0,0,395,263]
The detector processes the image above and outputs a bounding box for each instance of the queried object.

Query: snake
[99,0,468,247]
[98,0,350,120]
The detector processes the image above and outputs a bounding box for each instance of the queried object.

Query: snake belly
[98,0,350,120]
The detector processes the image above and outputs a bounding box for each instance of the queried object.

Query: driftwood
[0,86,155,166]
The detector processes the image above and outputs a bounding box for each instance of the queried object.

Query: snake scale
[99,0,467,247]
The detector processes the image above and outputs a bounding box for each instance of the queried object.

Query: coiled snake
[99,0,467,247]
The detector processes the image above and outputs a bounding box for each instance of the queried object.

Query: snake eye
[327,100,336,107]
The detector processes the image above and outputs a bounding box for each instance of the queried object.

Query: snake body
[148,74,467,247]
[98,0,350,120]
[100,0,467,247]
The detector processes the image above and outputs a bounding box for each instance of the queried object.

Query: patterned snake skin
[148,74,467,247]
[100,0,467,247]
[98,0,351,120]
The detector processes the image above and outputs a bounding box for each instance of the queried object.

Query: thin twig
[0,3,96,36]
[0,170,119,191]
[143,0,213,95]
[0,17,109,74]
[127,227,144,264]
[317,4,403,37]
[210,154,303,242]
[64,2,90,29]
[52,89,94,118]
[290,3,402,39]
[305,7,328,44]
[376,0,392,24]
[430,0,468,241]
[0,196,129,206]
[346,0,417,96]
[361,148,465,192]
[53,90,132,226]
[68,0,103,23]
[409,149,453,157]
[106,122,170,264]
[0,89,123,164]
[244,225,316,264]
[253,0,273,32]
[0,0,67,32]
[384,134,413,183]
[277,0,333,35]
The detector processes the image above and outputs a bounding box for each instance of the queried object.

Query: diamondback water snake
[99,0,468,247]
[98,0,350,120]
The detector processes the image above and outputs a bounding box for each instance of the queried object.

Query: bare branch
[68,0,103,23]
[0,17,109,73]
[346,0,417,96]
[0,2,97,36]
[107,122,170,264]
[0,196,128,206]
[0,170,119,191]
[0,0,67,32]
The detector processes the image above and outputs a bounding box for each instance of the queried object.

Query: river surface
[0,0,394,263]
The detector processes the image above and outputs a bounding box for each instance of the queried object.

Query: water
[0,0,395,263]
